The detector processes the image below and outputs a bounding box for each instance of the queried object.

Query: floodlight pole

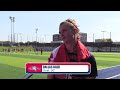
[93,33,94,52]
[110,32,111,52]
[13,17,15,43]
[36,28,38,47]
[101,31,106,42]
[9,16,15,46]
[9,16,12,46]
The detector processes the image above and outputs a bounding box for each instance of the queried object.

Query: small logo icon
[28,66,41,71]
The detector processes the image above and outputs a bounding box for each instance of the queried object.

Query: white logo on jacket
[50,46,60,62]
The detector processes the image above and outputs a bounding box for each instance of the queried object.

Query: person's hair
[59,18,80,39]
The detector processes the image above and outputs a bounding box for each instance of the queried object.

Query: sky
[0,11,120,43]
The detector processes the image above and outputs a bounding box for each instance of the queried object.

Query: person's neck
[64,40,77,52]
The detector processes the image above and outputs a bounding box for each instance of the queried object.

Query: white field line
[106,74,120,79]
[98,65,120,71]
[97,65,120,79]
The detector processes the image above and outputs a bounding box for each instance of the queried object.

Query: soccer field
[0,52,120,79]
[93,52,120,69]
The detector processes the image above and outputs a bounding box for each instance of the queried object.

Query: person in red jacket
[47,18,98,79]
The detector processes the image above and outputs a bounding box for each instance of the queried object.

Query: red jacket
[48,41,90,79]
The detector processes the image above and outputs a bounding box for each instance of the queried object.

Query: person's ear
[74,29,78,33]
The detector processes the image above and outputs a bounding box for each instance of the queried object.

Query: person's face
[59,24,74,43]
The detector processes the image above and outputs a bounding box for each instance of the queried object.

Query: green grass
[0,51,120,79]
[0,52,48,79]
[92,52,120,69]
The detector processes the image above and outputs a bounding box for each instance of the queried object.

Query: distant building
[52,34,62,43]
[95,39,103,42]
[79,32,87,42]
[52,32,87,43]
[53,34,61,41]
